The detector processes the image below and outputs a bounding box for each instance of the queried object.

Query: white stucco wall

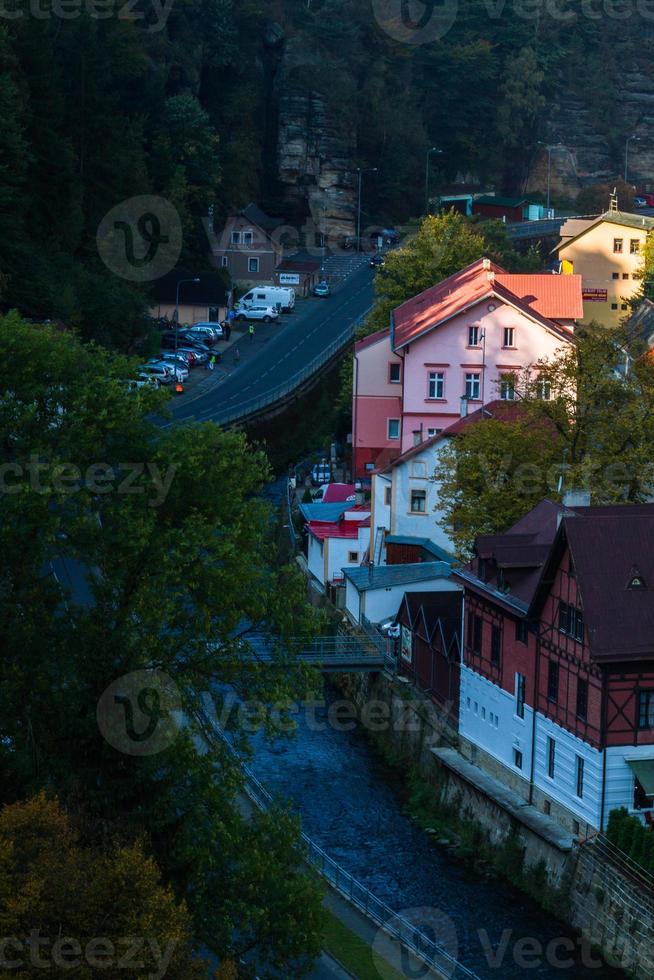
[460,665,534,787]
[532,713,603,830]
[390,439,453,552]
[307,534,324,585]
[605,743,654,822]
[359,576,459,624]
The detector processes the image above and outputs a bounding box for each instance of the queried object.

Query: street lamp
[625,135,640,184]
[537,141,563,211]
[425,147,443,214]
[174,277,200,355]
[356,167,378,253]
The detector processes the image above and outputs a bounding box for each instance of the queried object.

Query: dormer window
[627,568,646,590]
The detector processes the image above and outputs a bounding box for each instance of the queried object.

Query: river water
[253,477,623,978]
[247,680,623,980]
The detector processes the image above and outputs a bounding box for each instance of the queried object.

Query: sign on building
[279,273,300,285]
[400,625,412,663]
[582,288,608,302]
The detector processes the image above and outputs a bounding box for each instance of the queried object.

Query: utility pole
[625,135,640,184]
[356,167,378,252]
[425,147,442,214]
[174,277,200,355]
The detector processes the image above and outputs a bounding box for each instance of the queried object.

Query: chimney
[354,480,364,506]
[562,490,591,508]
[460,396,468,418]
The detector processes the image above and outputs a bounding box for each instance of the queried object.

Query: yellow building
[554,210,654,327]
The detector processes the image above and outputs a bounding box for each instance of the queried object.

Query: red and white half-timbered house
[454,500,654,836]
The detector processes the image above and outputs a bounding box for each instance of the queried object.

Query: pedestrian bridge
[246,632,393,673]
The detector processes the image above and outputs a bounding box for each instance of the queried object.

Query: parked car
[144,360,188,381]
[125,377,159,392]
[138,367,171,385]
[187,323,223,343]
[234,306,279,323]
[160,352,191,369]
[311,461,331,486]
[314,281,330,297]
[148,359,188,381]
[178,346,208,365]
[634,197,648,208]
[370,254,385,269]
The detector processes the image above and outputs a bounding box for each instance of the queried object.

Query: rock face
[274,38,356,239]
[527,67,654,200]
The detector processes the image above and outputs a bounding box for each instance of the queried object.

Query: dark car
[370,254,385,269]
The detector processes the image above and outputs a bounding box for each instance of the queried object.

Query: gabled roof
[377,400,527,474]
[298,502,351,523]
[354,327,391,353]
[150,269,228,305]
[241,202,283,232]
[556,210,654,254]
[391,258,577,350]
[343,561,452,592]
[307,506,370,541]
[536,505,654,661]
[495,274,584,320]
[399,590,462,654]
[384,535,457,565]
[454,499,565,613]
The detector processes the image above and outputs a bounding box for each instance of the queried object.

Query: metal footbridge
[246,631,393,673]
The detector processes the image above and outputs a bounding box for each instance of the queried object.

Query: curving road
[167,259,375,426]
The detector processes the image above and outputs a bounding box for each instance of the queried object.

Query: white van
[237,286,295,313]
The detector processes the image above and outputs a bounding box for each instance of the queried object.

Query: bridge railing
[215,308,371,426]
[195,706,480,980]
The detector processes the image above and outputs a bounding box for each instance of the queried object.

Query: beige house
[150,270,228,326]
[212,203,283,287]
[555,210,654,327]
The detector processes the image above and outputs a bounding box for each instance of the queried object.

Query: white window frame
[348,551,358,563]
[500,375,515,400]
[468,325,480,347]
[387,418,400,440]
[231,230,242,245]
[428,371,444,399]
[465,372,481,400]
[503,326,515,348]
[389,362,401,384]
[221,255,229,268]
[243,230,253,245]
[248,257,260,273]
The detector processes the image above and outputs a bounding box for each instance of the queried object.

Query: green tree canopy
[0,315,324,975]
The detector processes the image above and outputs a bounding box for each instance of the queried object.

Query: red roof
[354,327,390,352]
[322,483,356,502]
[391,258,579,350]
[378,400,526,473]
[307,506,370,541]
[495,274,583,320]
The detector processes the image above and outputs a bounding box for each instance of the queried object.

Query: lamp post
[356,167,378,252]
[425,147,443,214]
[536,141,563,211]
[174,277,200,355]
[625,135,640,184]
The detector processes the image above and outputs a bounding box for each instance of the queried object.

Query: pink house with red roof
[353,259,582,476]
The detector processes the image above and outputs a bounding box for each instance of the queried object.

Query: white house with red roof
[306,505,371,590]
[369,401,523,562]
[353,258,582,475]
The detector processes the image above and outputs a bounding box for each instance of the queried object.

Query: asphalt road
[167,259,375,426]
